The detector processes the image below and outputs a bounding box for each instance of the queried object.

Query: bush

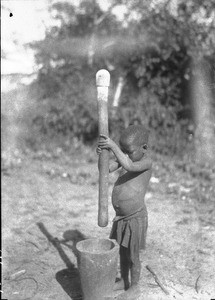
[30,0,215,155]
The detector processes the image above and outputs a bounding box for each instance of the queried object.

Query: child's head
[119,125,149,162]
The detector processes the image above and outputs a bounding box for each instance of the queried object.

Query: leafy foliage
[30,0,215,154]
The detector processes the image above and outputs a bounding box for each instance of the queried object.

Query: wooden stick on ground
[195,275,201,293]
[146,265,169,295]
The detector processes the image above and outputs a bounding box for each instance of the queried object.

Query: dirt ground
[2,149,215,300]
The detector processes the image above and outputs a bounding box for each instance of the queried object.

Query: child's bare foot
[113,279,126,291]
[116,284,140,300]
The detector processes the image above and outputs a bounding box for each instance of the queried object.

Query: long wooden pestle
[96,69,110,227]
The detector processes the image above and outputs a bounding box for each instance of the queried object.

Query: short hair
[119,125,149,147]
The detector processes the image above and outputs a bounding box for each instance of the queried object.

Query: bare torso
[112,167,152,216]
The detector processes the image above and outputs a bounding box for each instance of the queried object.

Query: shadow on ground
[37,222,86,300]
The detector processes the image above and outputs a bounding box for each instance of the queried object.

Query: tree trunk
[191,59,215,165]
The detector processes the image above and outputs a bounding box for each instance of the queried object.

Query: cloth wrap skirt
[109,206,148,264]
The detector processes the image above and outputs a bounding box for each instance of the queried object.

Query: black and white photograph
[2,0,215,299]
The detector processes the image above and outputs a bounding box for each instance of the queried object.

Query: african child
[97,125,152,299]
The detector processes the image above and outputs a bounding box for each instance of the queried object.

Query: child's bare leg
[116,252,141,299]
[114,246,130,291]
[130,257,141,286]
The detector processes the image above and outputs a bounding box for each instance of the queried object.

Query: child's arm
[109,160,121,173]
[96,146,121,173]
[98,135,152,172]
